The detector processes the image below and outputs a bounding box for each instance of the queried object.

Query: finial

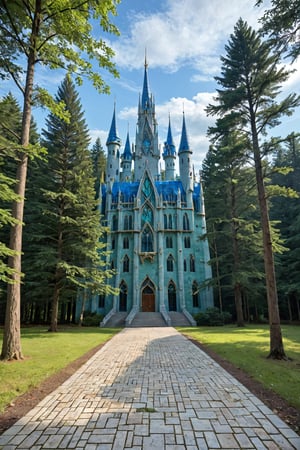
[144,48,148,68]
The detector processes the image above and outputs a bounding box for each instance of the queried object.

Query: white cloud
[89,129,108,150]
[112,0,266,75]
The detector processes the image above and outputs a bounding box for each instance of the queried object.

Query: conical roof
[163,116,176,157]
[122,131,132,160]
[106,105,121,145]
[178,112,190,153]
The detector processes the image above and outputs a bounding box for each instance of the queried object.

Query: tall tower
[120,131,132,181]
[106,105,121,183]
[178,112,193,192]
[163,116,176,181]
[134,58,160,181]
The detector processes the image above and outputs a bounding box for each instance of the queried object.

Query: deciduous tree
[0,0,120,360]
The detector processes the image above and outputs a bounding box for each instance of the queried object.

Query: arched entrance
[119,281,127,312]
[168,281,177,311]
[141,278,155,312]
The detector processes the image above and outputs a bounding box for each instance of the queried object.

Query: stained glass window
[141,226,154,252]
[142,175,155,205]
[142,204,153,226]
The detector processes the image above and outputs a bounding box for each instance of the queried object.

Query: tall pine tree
[207,19,300,359]
[25,76,115,331]
[202,131,265,326]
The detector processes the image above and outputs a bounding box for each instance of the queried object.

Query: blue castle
[80,60,213,326]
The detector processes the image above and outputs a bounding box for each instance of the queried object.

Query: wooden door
[142,292,155,312]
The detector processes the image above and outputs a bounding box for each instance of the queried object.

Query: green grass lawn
[0,326,120,414]
[178,324,300,410]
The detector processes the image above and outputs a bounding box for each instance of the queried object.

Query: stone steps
[103,312,127,327]
[129,312,167,327]
[169,311,193,326]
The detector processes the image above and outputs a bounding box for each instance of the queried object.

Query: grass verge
[0,326,120,414]
[178,324,300,410]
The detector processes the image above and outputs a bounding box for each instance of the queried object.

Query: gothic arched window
[184,236,191,248]
[142,204,153,227]
[112,215,118,231]
[128,215,133,229]
[119,281,127,311]
[190,255,195,272]
[123,255,129,272]
[168,281,177,311]
[123,237,129,249]
[168,214,173,229]
[192,281,200,308]
[141,226,154,252]
[164,214,168,229]
[124,215,129,230]
[167,254,174,272]
[111,238,115,250]
[183,213,190,231]
[184,259,187,272]
[166,236,173,248]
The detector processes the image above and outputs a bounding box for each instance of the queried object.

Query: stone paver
[0,327,299,449]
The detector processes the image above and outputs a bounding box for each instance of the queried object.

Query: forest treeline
[0,77,114,329]
[0,0,299,361]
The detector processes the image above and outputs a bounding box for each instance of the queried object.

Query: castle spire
[106,104,121,183]
[122,130,132,160]
[106,103,120,145]
[178,111,190,153]
[141,53,151,110]
[163,115,176,181]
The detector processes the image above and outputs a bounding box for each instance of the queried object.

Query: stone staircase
[128,312,167,327]
[169,311,193,327]
[103,312,127,327]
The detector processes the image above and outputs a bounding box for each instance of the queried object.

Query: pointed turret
[163,116,176,181]
[178,112,193,194]
[106,104,121,146]
[106,105,121,183]
[121,131,132,181]
[135,59,159,181]
[178,112,190,153]
[141,56,152,111]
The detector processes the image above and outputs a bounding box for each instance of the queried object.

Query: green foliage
[82,312,104,327]
[257,0,300,60]
[207,19,300,136]
[202,134,266,321]
[0,1,120,98]
[270,133,300,319]
[22,76,116,327]
[194,307,232,326]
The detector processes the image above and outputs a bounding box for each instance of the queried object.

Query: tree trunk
[0,0,42,360]
[49,282,60,332]
[234,283,244,327]
[250,111,286,359]
[230,179,244,327]
[212,223,223,312]
[78,288,88,326]
[287,296,292,322]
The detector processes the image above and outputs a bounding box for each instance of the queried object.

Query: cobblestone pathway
[0,327,299,449]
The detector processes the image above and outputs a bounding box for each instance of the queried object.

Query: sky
[2,0,300,172]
